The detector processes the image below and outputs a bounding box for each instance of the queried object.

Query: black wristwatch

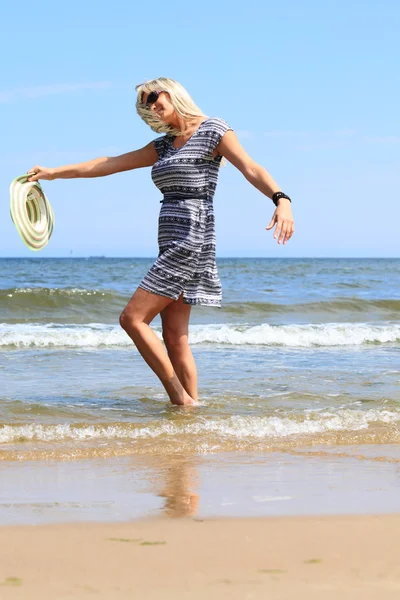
[272,192,291,207]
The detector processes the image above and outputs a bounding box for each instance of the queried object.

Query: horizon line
[1,255,399,260]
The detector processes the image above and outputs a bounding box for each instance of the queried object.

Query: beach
[1,451,400,599]
[1,515,400,599]
[1,256,399,597]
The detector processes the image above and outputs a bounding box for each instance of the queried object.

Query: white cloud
[362,135,400,144]
[263,130,308,137]
[0,82,112,103]
[263,129,357,138]
[224,128,398,149]
[235,129,254,139]
[294,142,348,151]
[0,147,123,167]
[333,129,357,137]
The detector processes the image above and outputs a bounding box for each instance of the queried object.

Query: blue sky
[1,0,399,257]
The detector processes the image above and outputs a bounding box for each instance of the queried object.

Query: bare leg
[119,288,195,406]
[161,296,198,401]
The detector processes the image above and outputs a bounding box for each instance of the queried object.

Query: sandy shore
[1,514,399,599]
[2,450,400,525]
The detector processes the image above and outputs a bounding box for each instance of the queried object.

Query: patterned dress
[139,117,232,306]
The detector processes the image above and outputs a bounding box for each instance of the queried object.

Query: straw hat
[10,174,55,251]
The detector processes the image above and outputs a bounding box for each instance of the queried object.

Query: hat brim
[10,175,55,251]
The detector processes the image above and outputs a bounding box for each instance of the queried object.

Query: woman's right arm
[27,141,158,182]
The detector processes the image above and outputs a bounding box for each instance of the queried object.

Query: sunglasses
[142,90,162,106]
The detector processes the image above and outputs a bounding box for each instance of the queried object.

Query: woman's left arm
[217,131,294,245]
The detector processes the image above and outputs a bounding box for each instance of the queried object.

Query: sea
[1,257,399,522]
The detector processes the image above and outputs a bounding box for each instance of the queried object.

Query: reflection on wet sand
[156,456,199,518]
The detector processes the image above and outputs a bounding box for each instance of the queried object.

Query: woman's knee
[162,327,188,353]
[120,288,172,333]
[119,306,141,332]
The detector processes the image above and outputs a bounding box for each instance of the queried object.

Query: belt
[160,195,209,203]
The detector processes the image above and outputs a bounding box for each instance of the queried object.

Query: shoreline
[1,514,399,599]
[1,447,399,525]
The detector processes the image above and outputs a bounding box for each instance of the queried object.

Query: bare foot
[164,374,196,406]
[171,392,196,406]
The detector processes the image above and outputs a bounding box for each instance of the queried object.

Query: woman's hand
[216,132,295,245]
[27,166,56,182]
[266,199,294,245]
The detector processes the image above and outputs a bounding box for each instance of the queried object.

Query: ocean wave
[0,287,125,324]
[1,409,399,445]
[0,322,399,349]
[222,298,400,315]
[2,289,400,321]
[0,287,125,307]
[1,286,117,297]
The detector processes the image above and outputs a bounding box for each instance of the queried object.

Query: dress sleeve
[153,135,166,159]
[207,117,233,154]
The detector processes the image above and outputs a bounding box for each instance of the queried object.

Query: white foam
[189,323,400,347]
[1,409,399,444]
[8,287,105,296]
[0,323,126,348]
[0,322,399,348]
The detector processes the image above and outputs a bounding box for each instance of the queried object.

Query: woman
[27,77,294,406]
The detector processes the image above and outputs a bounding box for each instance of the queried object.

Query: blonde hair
[135,77,207,136]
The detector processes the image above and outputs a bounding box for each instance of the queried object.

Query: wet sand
[2,449,400,524]
[1,514,400,599]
